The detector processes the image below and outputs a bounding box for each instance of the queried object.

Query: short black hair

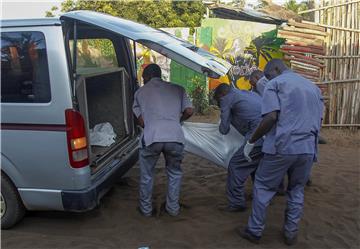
[143,63,162,79]
[214,83,230,100]
[250,70,264,80]
[264,59,288,75]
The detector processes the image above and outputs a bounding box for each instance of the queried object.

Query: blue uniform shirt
[133,77,192,146]
[219,88,263,147]
[255,76,268,97]
[261,70,324,158]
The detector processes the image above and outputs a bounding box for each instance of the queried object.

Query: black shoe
[318,135,327,144]
[239,228,261,244]
[218,204,246,212]
[284,235,298,246]
[160,202,180,217]
[137,207,156,217]
[306,178,312,186]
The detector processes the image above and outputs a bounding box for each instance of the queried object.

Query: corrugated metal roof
[209,5,287,25]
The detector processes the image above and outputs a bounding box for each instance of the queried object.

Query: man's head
[264,59,288,80]
[142,63,161,84]
[249,70,264,88]
[214,83,231,105]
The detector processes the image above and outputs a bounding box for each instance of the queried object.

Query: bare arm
[249,111,278,143]
[136,115,145,128]
[180,107,194,122]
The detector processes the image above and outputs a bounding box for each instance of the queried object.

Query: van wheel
[1,174,25,229]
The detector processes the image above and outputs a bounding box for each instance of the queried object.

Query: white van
[0,10,231,228]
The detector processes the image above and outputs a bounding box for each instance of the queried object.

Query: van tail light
[65,109,89,168]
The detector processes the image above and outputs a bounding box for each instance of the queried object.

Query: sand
[2,117,360,249]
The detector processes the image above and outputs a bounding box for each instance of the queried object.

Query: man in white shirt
[133,64,193,217]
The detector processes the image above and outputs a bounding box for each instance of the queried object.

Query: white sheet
[182,122,244,168]
[89,122,117,147]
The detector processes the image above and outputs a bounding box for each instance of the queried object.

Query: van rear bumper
[61,146,138,211]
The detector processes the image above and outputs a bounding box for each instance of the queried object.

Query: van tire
[1,174,25,229]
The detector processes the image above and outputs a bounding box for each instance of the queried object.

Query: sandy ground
[2,114,360,249]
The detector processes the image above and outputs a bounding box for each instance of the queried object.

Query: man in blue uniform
[214,83,263,212]
[133,64,193,217]
[242,59,323,245]
[249,70,268,97]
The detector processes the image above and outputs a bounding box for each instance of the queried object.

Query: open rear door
[60,10,231,78]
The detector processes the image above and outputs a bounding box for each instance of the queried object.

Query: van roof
[1,18,61,28]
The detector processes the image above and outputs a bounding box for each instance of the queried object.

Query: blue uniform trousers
[227,145,263,209]
[139,142,184,216]
[247,153,314,239]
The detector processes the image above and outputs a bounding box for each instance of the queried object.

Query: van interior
[65,22,137,173]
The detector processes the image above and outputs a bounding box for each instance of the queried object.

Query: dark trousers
[226,145,263,208]
[247,154,314,238]
[139,142,184,216]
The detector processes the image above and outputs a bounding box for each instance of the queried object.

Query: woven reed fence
[299,0,360,127]
[278,20,327,83]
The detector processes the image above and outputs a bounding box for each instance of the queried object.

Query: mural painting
[132,18,285,92]
[198,18,285,90]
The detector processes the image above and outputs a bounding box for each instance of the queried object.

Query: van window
[1,31,51,103]
[70,39,118,69]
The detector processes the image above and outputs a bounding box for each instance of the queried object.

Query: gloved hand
[244,141,255,162]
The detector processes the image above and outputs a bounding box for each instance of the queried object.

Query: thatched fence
[299,0,360,127]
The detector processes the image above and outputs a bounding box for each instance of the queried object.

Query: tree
[283,0,314,20]
[46,0,206,32]
[45,6,59,17]
[284,0,310,13]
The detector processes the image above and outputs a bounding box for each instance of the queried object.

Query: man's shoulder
[281,71,309,82]
[135,78,160,92]
[259,76,268,84]
[167,80,184,89]
[273,71,309,88]
[163,80,186,94]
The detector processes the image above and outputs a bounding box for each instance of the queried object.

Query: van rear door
[60,10,232,78]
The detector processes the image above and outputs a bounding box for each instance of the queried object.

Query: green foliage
[45,6,58,17]
[284,0,310,13]
[46,0,206,32]
[210,38,233,60]
[189,75,209,115]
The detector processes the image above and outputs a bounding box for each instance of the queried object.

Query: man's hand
[137,115,145,128]
[244,141,255,162]
[180,107,194,123]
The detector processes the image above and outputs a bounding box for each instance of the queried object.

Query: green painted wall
[170,60,206,93]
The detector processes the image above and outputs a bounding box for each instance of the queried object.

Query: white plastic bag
[182,122,244,168]
[90,122,117,147]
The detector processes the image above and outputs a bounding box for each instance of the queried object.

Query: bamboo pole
[277,33,324,46]
[284,55,325,67]
[278,30,326,40]
[330,0,335,81]
[287,19,326,32]
[315,55,360,58]
[285,41,325,49]
[282,26,328,36]
[302,22,360,32]
[315,79,360,84]
[333,0,338,124]
[321,124,360,127]
[280,44,325,54]
[298,0,360,14]
[355,2,358,76]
